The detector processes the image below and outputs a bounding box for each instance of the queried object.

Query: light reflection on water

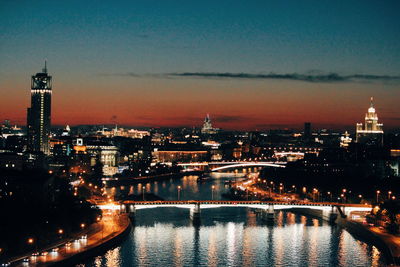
[83,173,386,267]
[83,211,386,267]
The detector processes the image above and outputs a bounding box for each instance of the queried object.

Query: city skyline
[2,2,400,266]
[1,66,396,131]
[1,0,400,130]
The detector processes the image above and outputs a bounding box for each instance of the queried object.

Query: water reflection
[86,173,386,267]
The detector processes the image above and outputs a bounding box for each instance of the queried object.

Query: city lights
[0,4,399,266]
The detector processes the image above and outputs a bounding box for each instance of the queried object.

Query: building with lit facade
[152,149,209,163]
[27,62,52,155]
[85,141,119,176]
[356,97,383,146]
[99,126,150,139]
[201,114,218,134]
[340,131,352,148]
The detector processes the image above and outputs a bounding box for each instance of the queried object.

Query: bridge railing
[120,200,370,208]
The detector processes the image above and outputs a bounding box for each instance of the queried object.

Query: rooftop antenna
[42,60,47,73]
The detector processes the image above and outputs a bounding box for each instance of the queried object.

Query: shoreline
[106,171,203,185]
[53,215,132,266]
[12,207,396,266]
[338,218,400,265]
[290,208,400,265]
[8,214,131,267]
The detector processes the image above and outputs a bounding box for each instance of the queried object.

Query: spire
[42,60,47,73]
[370,96,374,108]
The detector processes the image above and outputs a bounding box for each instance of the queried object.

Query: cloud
[97,71,400,83]
[213,115,248,123]
[97,72,141,77]
[167,72,400,83]
[136,34,149,39]
[254,123,291,129]
[385,117,400,121]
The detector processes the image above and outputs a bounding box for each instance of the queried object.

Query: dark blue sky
[1,0,399,129]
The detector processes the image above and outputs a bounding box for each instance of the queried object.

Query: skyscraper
[304,122,311,142]
[27,62,52,155]
[356,97,383,146]
[201,114,217,134]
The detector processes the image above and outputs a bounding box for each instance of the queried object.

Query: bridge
[176,161,286,172]
[111,200,372,223]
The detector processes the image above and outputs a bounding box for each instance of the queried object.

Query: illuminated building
[86,142,119,176]
[0,153,24,170]
[27,62,52,155]
[201,114,218,134]
[340,131,352,148]
[99,126,150,139]
[152,149,208,163]
[61,125,71,136]
[356,97,383,146]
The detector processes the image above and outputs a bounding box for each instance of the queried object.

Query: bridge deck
[120,200,371,208]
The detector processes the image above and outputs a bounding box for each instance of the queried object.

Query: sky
[0,0,399,130]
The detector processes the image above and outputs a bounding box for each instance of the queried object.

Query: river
[82,171,386,267]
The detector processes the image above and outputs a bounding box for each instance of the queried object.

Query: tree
[379,200,400,234]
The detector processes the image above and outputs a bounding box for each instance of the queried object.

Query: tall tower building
[303,122,311,142]
[27,62,52,155]
[356,97,383,146]
[201,114,217,134]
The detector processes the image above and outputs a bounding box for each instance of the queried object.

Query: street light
[81,223,85,229]
[142,186,146,200]
[388,191,392,200]
[376,190,380,203]
[341,189,346,203]
[27,238,37,253]
[312,188,318,202]
[326,191,331,202]
[211,185,215,200]
[177,185,181,200]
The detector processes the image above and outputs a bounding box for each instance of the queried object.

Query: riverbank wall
[290,208,399,265]
[337,218,399,265]
[49,215,132,267]
[106,171,203,186]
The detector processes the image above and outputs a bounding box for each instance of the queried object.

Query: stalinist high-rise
[356,97,383,146]
[27,62,52,155]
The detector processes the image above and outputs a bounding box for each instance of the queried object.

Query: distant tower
[303,122,312,142]
[201,114,217,134]
[340,131,352,148]
[356,97,383,146]
[27,61,52,154]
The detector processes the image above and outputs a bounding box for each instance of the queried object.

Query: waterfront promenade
[10,211,130,266]
[366,224,400,264]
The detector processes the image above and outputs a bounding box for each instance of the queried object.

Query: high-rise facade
[201,114,217,134]
[27,62,52,155]
[356,97,383,146]
[303,122,311,142]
